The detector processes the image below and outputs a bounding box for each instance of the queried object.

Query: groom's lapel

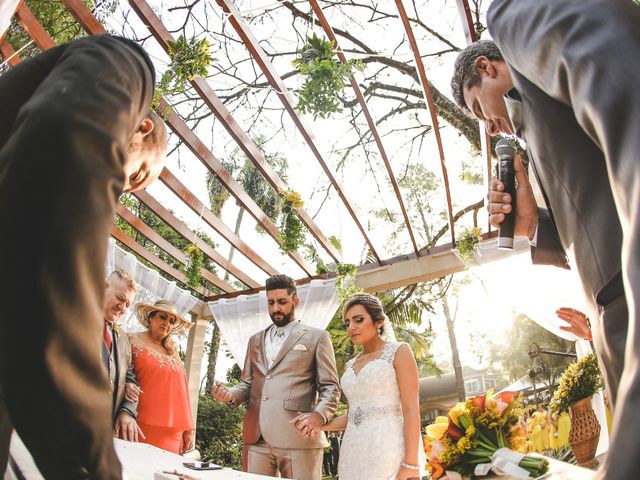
[269,324,307,371]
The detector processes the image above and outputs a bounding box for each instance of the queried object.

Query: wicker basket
[569,396,600,468]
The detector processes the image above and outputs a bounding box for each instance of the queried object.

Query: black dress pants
[0,34,154,479]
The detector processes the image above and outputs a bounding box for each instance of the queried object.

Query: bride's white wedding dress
[338,342,425,480]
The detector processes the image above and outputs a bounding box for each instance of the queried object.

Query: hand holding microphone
[487,139,539,243]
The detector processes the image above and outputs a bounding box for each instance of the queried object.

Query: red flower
[469,393,486,410]
[447,418,464,441]
[495,391,518,404]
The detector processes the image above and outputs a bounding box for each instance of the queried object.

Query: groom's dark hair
[265,274,297,297]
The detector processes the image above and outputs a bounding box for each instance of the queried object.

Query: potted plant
[549,353,604,468]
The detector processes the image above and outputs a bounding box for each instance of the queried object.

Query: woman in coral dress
[129,299,195,454]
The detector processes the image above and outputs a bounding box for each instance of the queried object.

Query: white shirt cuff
[528,224,539,247]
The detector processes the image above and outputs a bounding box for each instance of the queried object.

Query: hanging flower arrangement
[184,243,204,289]
[292,33,363,119]
[278,189,306,254]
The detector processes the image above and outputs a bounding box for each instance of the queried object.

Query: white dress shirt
[264,319,299,368]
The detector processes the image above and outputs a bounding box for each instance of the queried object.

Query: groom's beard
[270,308,295,327]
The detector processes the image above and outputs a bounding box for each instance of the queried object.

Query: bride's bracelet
[401,461,420,470]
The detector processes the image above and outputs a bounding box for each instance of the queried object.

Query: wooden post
[184,304,210,431]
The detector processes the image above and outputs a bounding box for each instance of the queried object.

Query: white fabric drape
[105,237,198,333]
[208,278,339,366]
[473,250,609,454]
[0,1,20,41]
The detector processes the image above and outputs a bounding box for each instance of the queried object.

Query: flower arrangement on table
[424,390,548,479]
[549,353,604,414]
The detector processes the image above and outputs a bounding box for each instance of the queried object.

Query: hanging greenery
[278,189,306,254]
[335,263,362,306]
[153,35,216,114]
[455,227,482,265]
[292,33,363,119]
[184,243,204,289]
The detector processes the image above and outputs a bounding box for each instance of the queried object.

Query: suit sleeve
[118,340,138,418]
[531,208,570,269]
[489,2,640,478]
[228,338,253,407]
[313,331,340,421]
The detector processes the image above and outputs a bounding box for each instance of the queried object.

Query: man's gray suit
[101,328,138,420]
[229,322,339,479]
[487,0,640,477]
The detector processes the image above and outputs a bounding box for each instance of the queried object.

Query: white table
[7,434,278,480]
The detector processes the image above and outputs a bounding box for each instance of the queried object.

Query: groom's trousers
[0,34,154,478]
[247,439,323,480]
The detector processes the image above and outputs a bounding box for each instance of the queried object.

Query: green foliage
[293,33,363,119]
[115,194,220,296]
[196,395,244,470]
[153,35,215,112]
[277,189,306,253]
[184,244,204,288]
[549,353,604,414]
[456,227,482,265]
[335,263,362,306]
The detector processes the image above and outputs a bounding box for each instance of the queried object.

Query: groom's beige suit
[229,320,339,479]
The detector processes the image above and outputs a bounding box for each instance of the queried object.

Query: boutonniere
[113,324,120,335]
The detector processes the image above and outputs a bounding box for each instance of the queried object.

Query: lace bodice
[338,342,407,480]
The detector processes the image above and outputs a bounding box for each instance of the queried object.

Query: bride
[293,293,425,480]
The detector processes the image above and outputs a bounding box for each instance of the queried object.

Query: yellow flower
[426,422,449,440]
[113,325,120,335]
[449,402,468,427]
[435,416,449,424]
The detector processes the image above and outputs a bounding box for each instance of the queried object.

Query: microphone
[495,138,518,250]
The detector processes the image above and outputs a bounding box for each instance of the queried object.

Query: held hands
[124,383,142,403]
[487,155,538,240]
[289,411,324,439]
[114,411,145,442]
[556,307,593,340]
[211,381,234,404]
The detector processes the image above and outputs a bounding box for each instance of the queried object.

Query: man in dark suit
[101,270,143,441]
[212,274,340,480]
[0,34,166,479]
[450,0,639,477]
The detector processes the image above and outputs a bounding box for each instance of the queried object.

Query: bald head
[124,110,168,192]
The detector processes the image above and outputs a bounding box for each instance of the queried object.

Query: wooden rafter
[14,2,55,50]
[133,189,261,289]
[60,0,316,276]
[394,0,456,245]
[127,0,336,269]
[158,168,279,277]
[306,0,420,257]
[115,204,236,293]
[0,37,21,66]
[216,0,385,263]
[112,226,207,296]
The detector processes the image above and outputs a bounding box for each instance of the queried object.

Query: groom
[211,274,339,479]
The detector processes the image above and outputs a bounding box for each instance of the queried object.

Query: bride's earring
[377,326,382,335]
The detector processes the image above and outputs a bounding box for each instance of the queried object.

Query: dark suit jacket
[488,1,640,478]
[101,327,138,420]
[229,322,340,450]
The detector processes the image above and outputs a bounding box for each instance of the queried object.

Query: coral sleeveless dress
[130,335,194,453]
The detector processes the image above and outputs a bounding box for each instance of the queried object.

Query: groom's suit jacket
[100,328,138,421]
[229,322,339,449]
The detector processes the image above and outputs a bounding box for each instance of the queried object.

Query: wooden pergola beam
[133,189,261,289]
[0,37,21,66]
[60,0,316,276]
[216,0,384,263]
[115,204,236,293]
[159,168,279,277]
[15,2,55,50]
[112,226,207,296]
[307,0,419,257]
[128,0,329,271]
[394,0,456,245]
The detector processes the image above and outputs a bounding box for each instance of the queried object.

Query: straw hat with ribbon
[134,299,193,336]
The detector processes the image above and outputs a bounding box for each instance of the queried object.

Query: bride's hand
[394,466,419,480]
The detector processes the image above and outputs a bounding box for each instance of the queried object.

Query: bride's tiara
[347,293,382,307]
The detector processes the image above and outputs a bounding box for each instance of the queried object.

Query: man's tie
[274,327,285,338]
[103,323,113,351]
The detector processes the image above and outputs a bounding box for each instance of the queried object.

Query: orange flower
[469,393,486,410]
[427,459,445,479]
[495,391,518,404]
